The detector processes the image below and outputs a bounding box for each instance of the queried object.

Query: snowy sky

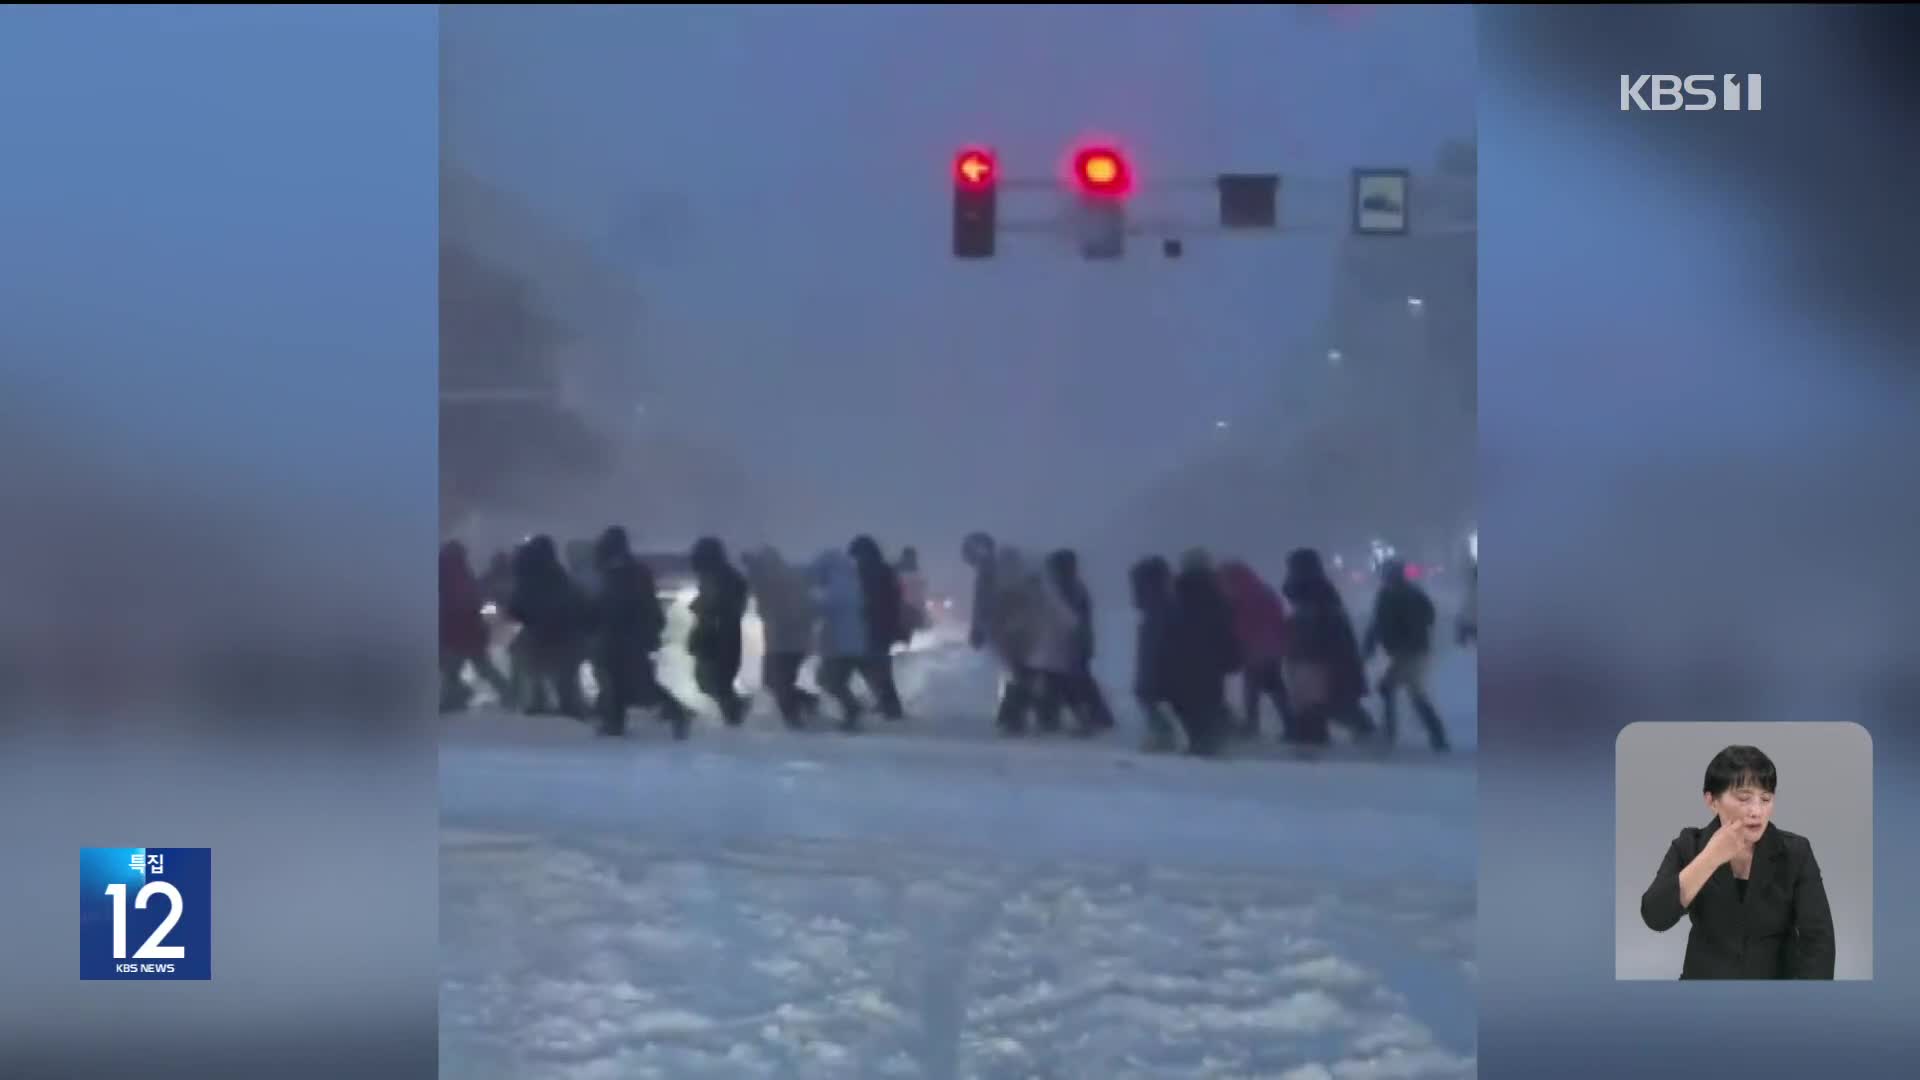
[441,4,1478,555]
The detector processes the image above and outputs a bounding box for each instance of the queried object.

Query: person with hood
[1043,549,1115,734]
[1218,560,1295,740]
[1129,556,1181,752]
[808,548,869,730]
[1363,559,1451,752]
[688,537,750,725]
[1280,547,1374,746]
[963,532,1043,734]
[742,545,820,728]
[1167,548,1241,756]
[588,526,689,739]
[439,540,511,712]
[507,534,591,719]
[896,546,929,639]
[848,535,908,720]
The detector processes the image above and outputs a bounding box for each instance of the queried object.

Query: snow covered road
[441,636,1477,1078]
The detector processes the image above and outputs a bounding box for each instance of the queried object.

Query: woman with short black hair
[1639,745,1836,979]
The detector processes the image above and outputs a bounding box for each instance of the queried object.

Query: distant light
[1214,419,1230,430]
[1327,348,1344,365]
[1406,296,1425,312]
[1072,146,1132,197]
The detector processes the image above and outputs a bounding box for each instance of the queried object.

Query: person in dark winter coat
[1280,548,1373,745]
[439,541,511,711]
[1043,549,1115,735]
[688,536,749,725]
[1167,549,1241,756]
[1129,556,1180,752]
[1218,560,1296,740]
[507,534,591,718]
[1363,560,1450,751]
[588,526,689,738]
[848,535,908,720]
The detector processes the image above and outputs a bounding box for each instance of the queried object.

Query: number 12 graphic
[79,847,212,980]
[102,881,187,960]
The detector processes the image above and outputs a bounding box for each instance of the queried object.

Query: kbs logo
[1620,74,1763,112]
[79,848,212,980]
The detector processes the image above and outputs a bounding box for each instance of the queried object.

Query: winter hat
[961,532,996,567]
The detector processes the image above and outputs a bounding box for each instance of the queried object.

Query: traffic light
[1217,173,1279,228]
[1071,146,1132,198]
[952,147,997,259]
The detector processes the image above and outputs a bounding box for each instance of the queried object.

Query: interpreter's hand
[1705,818,1758,866]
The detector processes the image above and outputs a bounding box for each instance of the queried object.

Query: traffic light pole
[952,149,1471,259]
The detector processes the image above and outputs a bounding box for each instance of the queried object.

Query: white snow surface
[443,615,1477,1079]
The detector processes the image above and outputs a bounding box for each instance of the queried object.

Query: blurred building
[1101,140,1477,563]
[441,167,651,434]
[440,168,763,547]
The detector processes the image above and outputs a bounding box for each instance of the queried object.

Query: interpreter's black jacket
[1639,818,1836,980]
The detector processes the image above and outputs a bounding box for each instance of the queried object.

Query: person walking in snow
[1280,547,1374,746]
[1024,550,1088,734]
[849,535,909,720]
[439,540,512,712]
[742,545,820,728]
[1129,556,1181,752]
[1168,548,1241,756]
[507,534,592,720]
[587,526,689,738]
[1044,549,1115,735]
[1218,560,1296,740]
[688,536,750,726]
[963,532,1044,735]
[809,548,869,730]
[1363,559,1451,752]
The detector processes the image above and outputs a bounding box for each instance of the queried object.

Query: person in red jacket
[440,540,511,712]
[1218,561,1296,740]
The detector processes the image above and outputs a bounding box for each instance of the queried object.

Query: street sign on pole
[1351,168,1410,235]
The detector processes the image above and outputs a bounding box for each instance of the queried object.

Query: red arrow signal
[955,148,996,189]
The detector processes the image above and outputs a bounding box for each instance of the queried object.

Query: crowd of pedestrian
[439,529,924,738]
[440,527,1471,755]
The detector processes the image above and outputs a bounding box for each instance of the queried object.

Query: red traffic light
[1073,146,1131,196]
[954,148,996,189]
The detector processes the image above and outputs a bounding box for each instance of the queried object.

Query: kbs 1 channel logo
[79,848,212,981]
